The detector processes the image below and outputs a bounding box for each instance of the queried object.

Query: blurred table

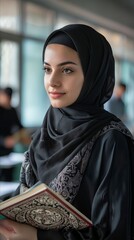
[0,181,19,200]
[0,152,24,168]
[0,152,24,182]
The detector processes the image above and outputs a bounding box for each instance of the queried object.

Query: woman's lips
[49,92,65,99]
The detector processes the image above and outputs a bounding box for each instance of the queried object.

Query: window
[0,0,21,32]
[121,60,134,131]
[24,3,54,38]
[21,39,50,127]
[0,0,53,127]
[0,40,20,106]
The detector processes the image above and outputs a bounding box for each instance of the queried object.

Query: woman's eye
[63,68,73,74]
[43,67,51,74]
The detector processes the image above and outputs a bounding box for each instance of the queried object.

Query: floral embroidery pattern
[20,120,133,198]
[49,132,101,203]
[49,120,134,203]
[20,151,36,192]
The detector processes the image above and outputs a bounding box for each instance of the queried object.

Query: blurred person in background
[0,87,31,181]
[105,82,127,122]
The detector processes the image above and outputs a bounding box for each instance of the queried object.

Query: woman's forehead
[44,44,80,64]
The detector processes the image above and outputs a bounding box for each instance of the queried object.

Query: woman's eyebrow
[44,61,77,66]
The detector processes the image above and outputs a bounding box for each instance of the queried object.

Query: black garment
[15,24,134,239]
[0,106,23,156]
[0,106,23,181]
[34,23,116,185]
[19,122,134,240]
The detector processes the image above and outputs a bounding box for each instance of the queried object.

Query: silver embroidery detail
[20,151,36,192]
[49,120,133,203]
[49,132,100,203]
[20,120,133,197]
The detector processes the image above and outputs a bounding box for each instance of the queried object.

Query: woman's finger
[0,233,6,240]
[0,219,15,237]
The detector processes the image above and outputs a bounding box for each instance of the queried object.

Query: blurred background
[0,0,134,132]
[0,0,134,199]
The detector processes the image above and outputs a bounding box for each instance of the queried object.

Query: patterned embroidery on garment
[20,151,36,193]
[49,131,101,203]
[20,120,133,196]
[48,120,134,203]
[100,120,134,142]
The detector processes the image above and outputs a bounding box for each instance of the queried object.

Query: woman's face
[0,92,10,108]
[44,44,84,108]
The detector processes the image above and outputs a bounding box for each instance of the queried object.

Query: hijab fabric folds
[30,24,119,185]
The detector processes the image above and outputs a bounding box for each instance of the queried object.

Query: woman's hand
[0,219,37,240]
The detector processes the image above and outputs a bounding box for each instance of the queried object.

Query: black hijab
[30,24,119,185]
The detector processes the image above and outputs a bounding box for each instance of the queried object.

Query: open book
[0,183,92,230]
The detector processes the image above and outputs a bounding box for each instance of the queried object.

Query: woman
[0,24,134,240]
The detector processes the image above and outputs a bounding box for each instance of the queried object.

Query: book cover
[0,183,92,230]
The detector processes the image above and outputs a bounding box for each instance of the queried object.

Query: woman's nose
[49,72,61,87]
